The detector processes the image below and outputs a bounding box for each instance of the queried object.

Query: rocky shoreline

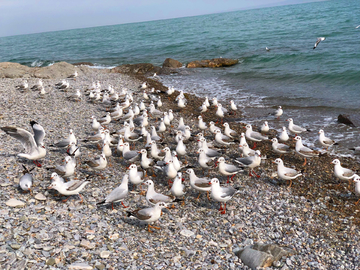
[0,62,359,269]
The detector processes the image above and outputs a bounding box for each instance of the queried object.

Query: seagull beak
[47,185,53,189]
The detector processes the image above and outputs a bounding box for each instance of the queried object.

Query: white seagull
[97,174,129,209]
[209,178,240,214]
[1,120,46,167]
[313,37,325,50]
[272,158,302,187]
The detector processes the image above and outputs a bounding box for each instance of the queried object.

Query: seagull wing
[1,126,37,153]
[31,121,45,146]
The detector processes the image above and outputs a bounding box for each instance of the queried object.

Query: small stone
[196,235,202,239]
[180,229,194,237]
[11,243,21,250]
[35,193,47,201]
[95,263,105,270]
[68,262,93,270]
[6,198,25,207]
[100,250,111,258]
[80,240,95,249]
[109,233,119,240]
[46,257,56,266]
[87,234,95,240]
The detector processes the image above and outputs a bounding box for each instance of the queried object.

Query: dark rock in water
[338,114,360,127]
[163,58,183,68]
[72,62,94,66]
[186,58,238,68]
[110,63,177,76]
[110,63,161,76]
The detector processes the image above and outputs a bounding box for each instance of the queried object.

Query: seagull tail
[96,200,106,205]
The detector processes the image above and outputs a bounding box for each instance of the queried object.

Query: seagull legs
[148,224,161,233]
[302,158,307,166]
[121,201,128,208]
[33,160,42,167]
[249,169,260,178]
[220,203,227,214]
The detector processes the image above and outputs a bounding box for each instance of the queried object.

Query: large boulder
[234,243,295,269]
[33,62,77,79]
[162,58,183,68]
[0,61,84,79]
[186,58,238,68]
[0,62,32,78]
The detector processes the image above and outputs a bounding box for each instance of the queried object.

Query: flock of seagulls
[2,71,360,232]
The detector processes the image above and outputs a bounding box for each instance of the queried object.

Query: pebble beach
[0,63,359,270]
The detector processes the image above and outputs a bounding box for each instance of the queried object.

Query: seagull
[214,129,234,146]
[353,175,360,205]
[68,70,78,79]
[270,106,283,119]
[198,116,207,132]
[98,112,112,126]
[53,129,77,148]
[260,121,269,134]
[278,126,290,142]
[16,80,29,91]
[245,124,268,148]
[272,158,302,187]
[90,116,101,131]
[139,149,155,170]
[197,148,216,170]
[176,136,187,156]
[122,142,140,163]
[331,159,356,189]
[186,169,211,199]
[48,179,89,203]
[31,79,43,90]
[294,136,319,166]
[223,122,238,138]
[313,37,325,50]
[198,137,221,158]
[266,47,270,52]
[208,178,240,214]
[271,138,291,155]
[150,140,165,160]
[287,118,309,135]
[216,157,243,182]
[126,201,168,233]
[97,174,129,209]
[54,156,76,178]
[229,100,238,115]
[128,164,145,190]
[235,150,262,177]
[143,179,180,205]
[356,25,360,29]
[239,142,256,157]
[170,172,186,201]
[84,154,107,174]
[1,121,46,167]
[318,129,338,150]
[19,165,34,194]
[50,172,65,184]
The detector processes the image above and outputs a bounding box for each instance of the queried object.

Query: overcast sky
[0,0,322,37]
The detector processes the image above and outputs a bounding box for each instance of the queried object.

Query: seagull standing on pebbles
[126,202,168,233]
[279,127,290,142]
[97,174,129,209]
[216,157,243,182]
[270,106,283,119]
[318,129,338,150]
[48,179,89,203]
[245,124,268,148]
[235,150,262,177]
[208,178,240,214]
[331,159,356,189]
[272,158,302,187]
[19,165,34,194]
[287,118,309,135]
[294,136,319,166]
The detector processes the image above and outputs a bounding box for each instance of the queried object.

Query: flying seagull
[313,37,325,49]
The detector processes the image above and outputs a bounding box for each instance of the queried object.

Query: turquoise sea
[1,0,359,153]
